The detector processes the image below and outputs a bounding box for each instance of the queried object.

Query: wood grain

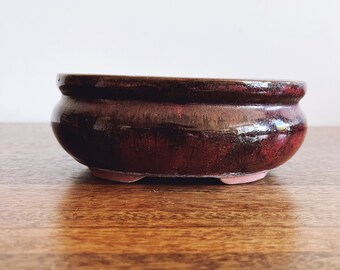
[0,124,340,269]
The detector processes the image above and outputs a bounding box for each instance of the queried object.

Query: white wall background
[0,0,339,126]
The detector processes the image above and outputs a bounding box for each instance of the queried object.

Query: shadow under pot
[52,74,307,184]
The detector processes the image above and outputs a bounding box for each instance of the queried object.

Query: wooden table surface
[1,124,340,269]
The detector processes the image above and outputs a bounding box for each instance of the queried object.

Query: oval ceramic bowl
[52,74,307,184]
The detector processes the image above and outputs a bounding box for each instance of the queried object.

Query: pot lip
[57,73,306,104]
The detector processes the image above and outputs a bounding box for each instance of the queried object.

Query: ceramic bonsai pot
[52,74,307,184]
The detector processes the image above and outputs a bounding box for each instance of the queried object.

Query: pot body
[51,95,306,177]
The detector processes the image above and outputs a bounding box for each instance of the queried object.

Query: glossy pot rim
[57,73,306,104]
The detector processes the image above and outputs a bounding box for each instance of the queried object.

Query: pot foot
[90,168,144,183]
[220,171,268,185]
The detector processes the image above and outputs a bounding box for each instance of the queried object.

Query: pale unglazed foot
[90,167,144,183]
[220,171,268,185]
[90,167,268,184]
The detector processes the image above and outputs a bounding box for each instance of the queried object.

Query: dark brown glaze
[52,74,307,178]
[57,74,305,105]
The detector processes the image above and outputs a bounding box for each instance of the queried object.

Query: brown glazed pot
[52,74,307,184]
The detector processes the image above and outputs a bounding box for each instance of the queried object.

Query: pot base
[90,167,144,183]
[220,170,268,184]
[89,167,268,185]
